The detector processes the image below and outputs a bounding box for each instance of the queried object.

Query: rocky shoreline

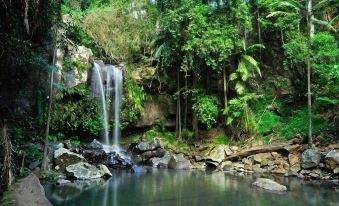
[32,137,338,183]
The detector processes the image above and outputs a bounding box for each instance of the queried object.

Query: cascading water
[91,62,123,149]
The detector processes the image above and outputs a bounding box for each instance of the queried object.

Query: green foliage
[311,32,339,97]
[192,91,219,128]
[224,93,261,135]
[214,135,232,145]
[51,84,103,140]
[121,77,147,127]
[276,108,333,140]
[181,128,194,140]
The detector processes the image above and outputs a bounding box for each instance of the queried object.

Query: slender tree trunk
[40,49,56,178]
[176,67,182,139]
[1,124,14,188]
[184,71,188,129]
[223,67,228,109]
[306,0,314,147]
[192,75,198,138]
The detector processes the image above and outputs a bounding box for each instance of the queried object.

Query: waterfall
[91,62,123,148]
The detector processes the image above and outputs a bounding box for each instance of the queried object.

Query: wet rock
[13,173,53,206]
[65,162,111,180]
[82,149,107,164]
[54,148,84,171]
[220,161,233,171]
[252,178,287,192]
[324,150,339,170]
[98,164,112,178]
[149,156,171,168]
[168,154,190,170]
[56,179,71,185]
[87,139,104,150]
[140,148,165,161]
[106,151,132,169]
[334,168,339,175]
[289,164,301,176]
[131,165,147,173]
[134,138,162,152]
[301,149,321,169]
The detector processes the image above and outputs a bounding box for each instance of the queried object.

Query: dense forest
[0,0,338,205]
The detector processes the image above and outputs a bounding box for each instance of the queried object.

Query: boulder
[65,162,111,180]
[106,152,132,169]
[252,153,272,166]
[82,149,107,164]
[324,150,339,170]
[288,153,300,166]
[149,156,171,168]
[54,148,84,171]
[201,145,231,165]
[87,139,104,150]
[252,178,287,192]
[135,95,175,127]
[301,149,321,169]
[131,165,147,173]
[220,161,233,171]
[289,164,301,176]
[135,138,162,153]
[168,154,190,170]
[56,179,71,185]
[13,173,53,206]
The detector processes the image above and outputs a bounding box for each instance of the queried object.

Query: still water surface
[45,169,339,206]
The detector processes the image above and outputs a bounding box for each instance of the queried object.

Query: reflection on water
[45,170,339,206]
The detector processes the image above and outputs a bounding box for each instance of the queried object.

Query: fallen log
[224,139,301,161]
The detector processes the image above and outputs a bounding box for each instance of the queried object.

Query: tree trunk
[184,70,188,129]
[1,124,14,188]
[224,139,299,161]
[223,66,228,109]
[307,0,314,147]
[192,74,199,138]
[40,49,56,178]
[176,67,182,139]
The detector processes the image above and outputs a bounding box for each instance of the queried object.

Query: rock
[324,150,339,170]
[288,153,300,166]
[131,165,147,173]
[28,160,41,170]
[54,148,84,171]
[135,138,162,152]
[252,178,287,192]
[252,153,272,166]
[149,156,171,168]
[136,95,175,127]
[56,179,71,185]
[140,148,165,161]
[220,161,233,171]
[289,164,301,176]
[190,162,206,169]
[334,168,339,175]
[168,154,190,170]
[82,149,107,164]
[301,149,321,169]
[13,173,53,206]
[87,139,104,150]
[106,151,132,169]
[98,164,112,178]
[65,162,111,180]
[230,146,239,152]
[202,145,232,164]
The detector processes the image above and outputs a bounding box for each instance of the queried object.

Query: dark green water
[45,169,339,206]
